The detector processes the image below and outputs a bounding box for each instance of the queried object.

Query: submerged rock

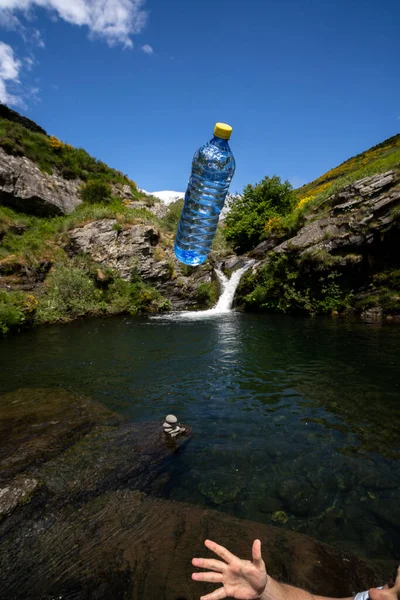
[0,490,391,600]
[0,386,394,599]
[0,387,191,499]
[0,476,40,519]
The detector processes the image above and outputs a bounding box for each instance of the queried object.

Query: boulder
[0,148,82,216]
[0,490,391,600]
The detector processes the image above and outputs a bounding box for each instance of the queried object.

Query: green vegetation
[195,281,218,308]
[354,269,400,314]
[238,253,353,315]
[160,198,184,232]
[0,117,137,190]
[296,134,400,200]
[80,180,112,204]
[0,290,37,334]
[0,260,170,333]
[224,176,297,253]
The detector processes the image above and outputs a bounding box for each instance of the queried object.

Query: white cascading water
[160,260,254,320]
[211,263,254,313]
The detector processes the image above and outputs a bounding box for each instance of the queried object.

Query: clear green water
[1,313,399,559]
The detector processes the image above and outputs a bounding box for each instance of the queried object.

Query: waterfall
[211,263,254,313]
[154,260,254,320]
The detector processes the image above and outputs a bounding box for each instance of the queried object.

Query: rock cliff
[239,170,400,320]
[68,218,215,310]
[0,148,82,216]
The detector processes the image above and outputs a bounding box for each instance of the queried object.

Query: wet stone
[0,476,40,519]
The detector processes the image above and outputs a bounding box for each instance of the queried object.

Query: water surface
[1,313,399,559]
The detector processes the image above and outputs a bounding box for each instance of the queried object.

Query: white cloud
[141,43,153,54]
[32,28,45,48]
[0,41,23,106]
[24,55,35,69]
[0,0,148,47]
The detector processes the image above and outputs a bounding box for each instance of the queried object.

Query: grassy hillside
[296,133,400,201]
[0,114,138,189]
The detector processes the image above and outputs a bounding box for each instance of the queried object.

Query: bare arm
[192,539,354,600]
[263,577,354,600]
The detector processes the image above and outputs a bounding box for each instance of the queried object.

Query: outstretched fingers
[204,539,237,565]
[192,572,224,583]
[192,558,226,572]
[200,587,227,600]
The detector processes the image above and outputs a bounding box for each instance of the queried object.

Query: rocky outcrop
[245,171,400,318]
[0,387,393,599]
[69,219,162,280]
[69,218,215,309]
[0,148,82,216]
[111,184,169,218]
[251,171,400,264]
[274,171,400,261]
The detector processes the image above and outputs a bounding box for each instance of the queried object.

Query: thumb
[252,539,264,569]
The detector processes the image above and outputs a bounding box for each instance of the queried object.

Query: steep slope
[0,108,221,334]
[297,133,400,200]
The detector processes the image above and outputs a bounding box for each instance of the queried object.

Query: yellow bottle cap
[214,122,233,139]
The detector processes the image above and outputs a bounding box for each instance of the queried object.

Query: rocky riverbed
[0,387,396,599]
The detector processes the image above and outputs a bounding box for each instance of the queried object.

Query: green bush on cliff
[0,290,37,334]
[224,176,297,253]
[0,291,26,333]
[36,265,101,322]
[161,199,184,232]
[195,281,218,308]
[80,180,113,204]
[239,253,352,315]
[35,262,170,325]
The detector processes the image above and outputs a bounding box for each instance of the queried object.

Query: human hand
[192,539,268,600]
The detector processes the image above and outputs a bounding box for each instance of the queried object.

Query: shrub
[161,199,184,232]
[35,265,101,323]
[35,261,170,324]
[224,176,297,253]
[196,281,218,307]
[80,180,112,204]
[240,253,352,315]
[0,290,37,334]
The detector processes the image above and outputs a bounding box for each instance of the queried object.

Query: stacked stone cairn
[162,414,186,438]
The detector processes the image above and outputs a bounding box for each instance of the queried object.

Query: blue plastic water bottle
[174,123,235,265]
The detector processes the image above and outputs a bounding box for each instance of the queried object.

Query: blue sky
[0,0,399,194]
